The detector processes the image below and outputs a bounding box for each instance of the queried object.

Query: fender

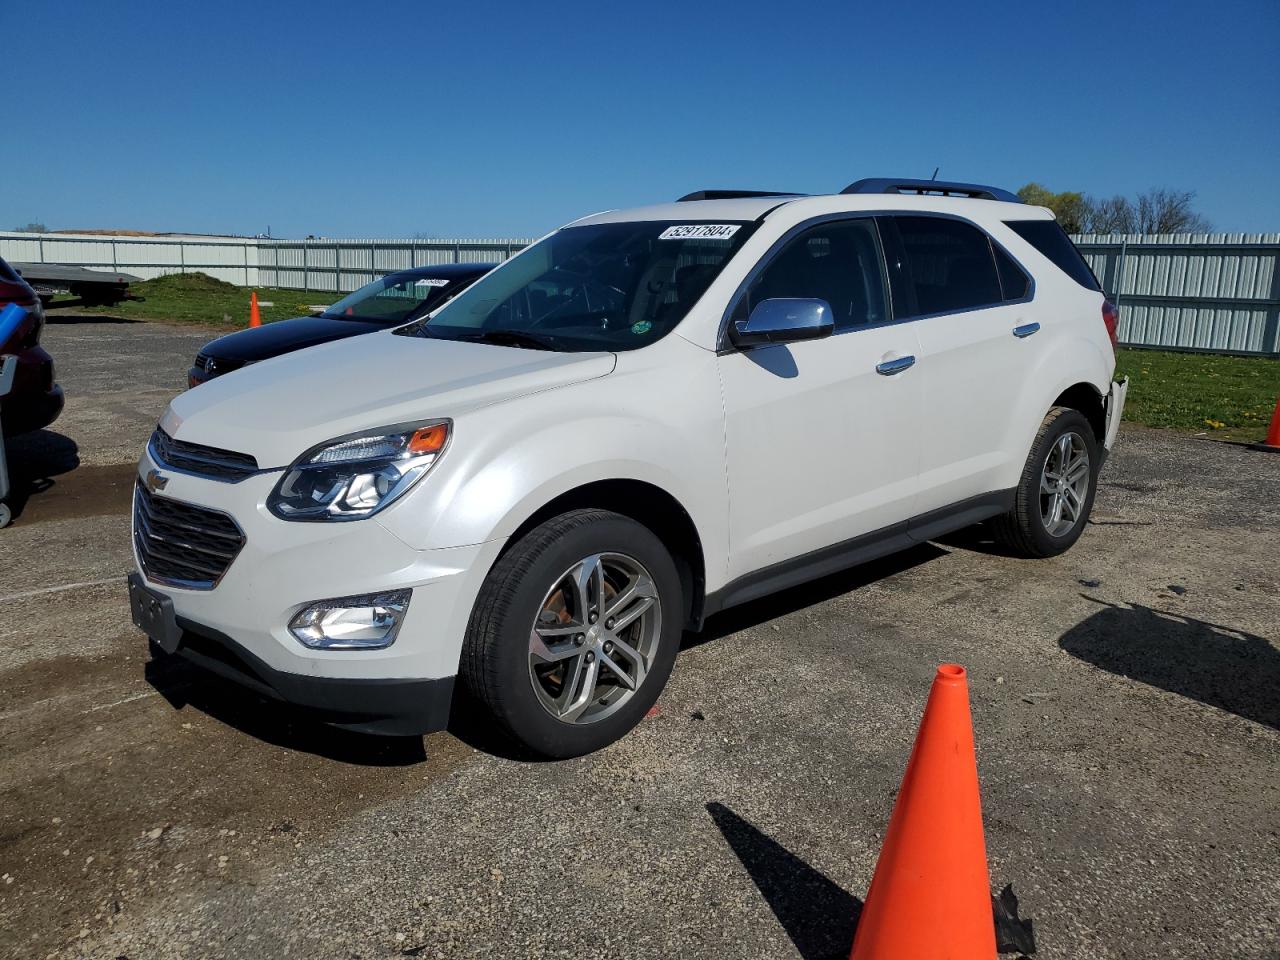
[374,339,732,591]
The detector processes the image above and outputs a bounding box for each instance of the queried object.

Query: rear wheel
[461,509,683,758]
[991,406,1098,558]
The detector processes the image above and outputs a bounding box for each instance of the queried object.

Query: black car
[188,262,495,387]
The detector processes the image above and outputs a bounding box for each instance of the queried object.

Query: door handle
[876,355,916,376]
[1013,322,1041,338]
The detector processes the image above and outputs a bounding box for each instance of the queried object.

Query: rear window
[1005,220,1100,291]
[0,258,22,284]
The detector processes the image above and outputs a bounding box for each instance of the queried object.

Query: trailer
[10,261,142,307]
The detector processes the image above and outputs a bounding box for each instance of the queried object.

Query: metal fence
[0,232,535,291]
[1071,233,1279,356]
[0,231,263,286]
[2,229,1277,355]
[254,238,533,293]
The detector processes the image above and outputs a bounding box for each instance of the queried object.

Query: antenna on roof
[930,167,939,181]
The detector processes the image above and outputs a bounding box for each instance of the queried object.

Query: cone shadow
[707,802,861,960]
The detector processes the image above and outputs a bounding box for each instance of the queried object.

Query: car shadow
[1,430,81,522]
[932,522,1028,558]
[445,689,552,763]
[685,542,947,650]
[144,654,428,766]
[1059,598,1280,730]
[43,308,142,323]
[707,802,861,960]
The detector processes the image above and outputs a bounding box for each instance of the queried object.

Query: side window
[736,219,888,332]
[993,244,1031,301]
[890,216,1003,316]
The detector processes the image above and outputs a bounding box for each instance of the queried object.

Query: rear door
[880,215,1039,519]
[716,217,923,581]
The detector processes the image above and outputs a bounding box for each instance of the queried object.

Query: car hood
[202,314,389,363]
[163,331,616,467]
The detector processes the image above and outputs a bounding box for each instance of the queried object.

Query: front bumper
[143,595,454,735]
[131,445,506,729]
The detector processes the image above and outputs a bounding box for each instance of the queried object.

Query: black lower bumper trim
[1,383,64,436]
[169,618,454,736]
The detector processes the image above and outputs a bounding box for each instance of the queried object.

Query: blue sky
[8,0,1278,237]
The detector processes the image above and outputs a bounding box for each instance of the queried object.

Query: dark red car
[0,256,63,435]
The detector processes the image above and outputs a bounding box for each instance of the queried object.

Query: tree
[1016,183,1089,233]
[1017,184,1212,235]
[1132,189,1211,234]
[1081,195,1135,234]
[13,222,47,233]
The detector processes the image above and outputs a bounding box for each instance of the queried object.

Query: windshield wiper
[460,329,560,351]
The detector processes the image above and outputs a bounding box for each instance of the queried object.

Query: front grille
[149,427,259,482]
[133,482,245,589]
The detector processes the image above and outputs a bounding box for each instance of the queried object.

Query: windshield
[402,221,756,351]
[322,273,469,323]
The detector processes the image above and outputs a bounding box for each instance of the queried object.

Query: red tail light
[1102,300,1119,353]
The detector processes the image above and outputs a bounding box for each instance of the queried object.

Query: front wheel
[460,509,683,758]
[990,406,1099,558]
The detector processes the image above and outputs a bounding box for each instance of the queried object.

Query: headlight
[267,421,450,521]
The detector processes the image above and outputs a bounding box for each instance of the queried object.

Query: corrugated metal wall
[3,230,1277,355]
[1071,233,1280,356]
[254,238,533,293]
[0,232,259,285]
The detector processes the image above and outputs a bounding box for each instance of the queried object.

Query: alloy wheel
[1040,431,1091,537]
[527,552,662,724]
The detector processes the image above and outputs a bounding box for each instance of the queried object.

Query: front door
[716,217,923,582]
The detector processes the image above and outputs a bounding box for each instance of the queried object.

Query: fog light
[288,590,411,650]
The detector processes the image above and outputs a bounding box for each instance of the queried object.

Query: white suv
[129,178,1128,757]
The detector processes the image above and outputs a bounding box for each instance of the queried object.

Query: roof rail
[840,178,1021,203]
[677,190,804,202]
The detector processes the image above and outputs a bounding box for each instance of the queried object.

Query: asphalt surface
[1,316,1277,960]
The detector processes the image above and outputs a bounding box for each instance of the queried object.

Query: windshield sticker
[658,224,741,241]
[414,278,450,287]
[631,320,653,335]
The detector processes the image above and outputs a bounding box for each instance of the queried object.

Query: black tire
[460,509,683,759]
[990,406,1099,558]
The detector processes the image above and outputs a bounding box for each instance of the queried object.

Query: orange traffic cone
[850,664,996,959]
[249,291,262,328]
[1253,397,1280,453]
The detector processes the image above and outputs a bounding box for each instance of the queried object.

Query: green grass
[53,272,337,327]
[1115,347,1279,442]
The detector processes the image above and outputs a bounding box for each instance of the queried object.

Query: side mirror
[729,298,834,347]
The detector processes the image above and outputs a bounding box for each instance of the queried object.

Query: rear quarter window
[1005,220,1101,291]
[993,244,1031,301]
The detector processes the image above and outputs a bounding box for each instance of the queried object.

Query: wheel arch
[1052,381,1107,445]
[499,479,707,630]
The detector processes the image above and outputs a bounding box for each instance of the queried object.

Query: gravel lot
[2,316,1277,960]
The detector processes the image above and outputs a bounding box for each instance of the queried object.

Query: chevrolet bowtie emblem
[145,469,169,493]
